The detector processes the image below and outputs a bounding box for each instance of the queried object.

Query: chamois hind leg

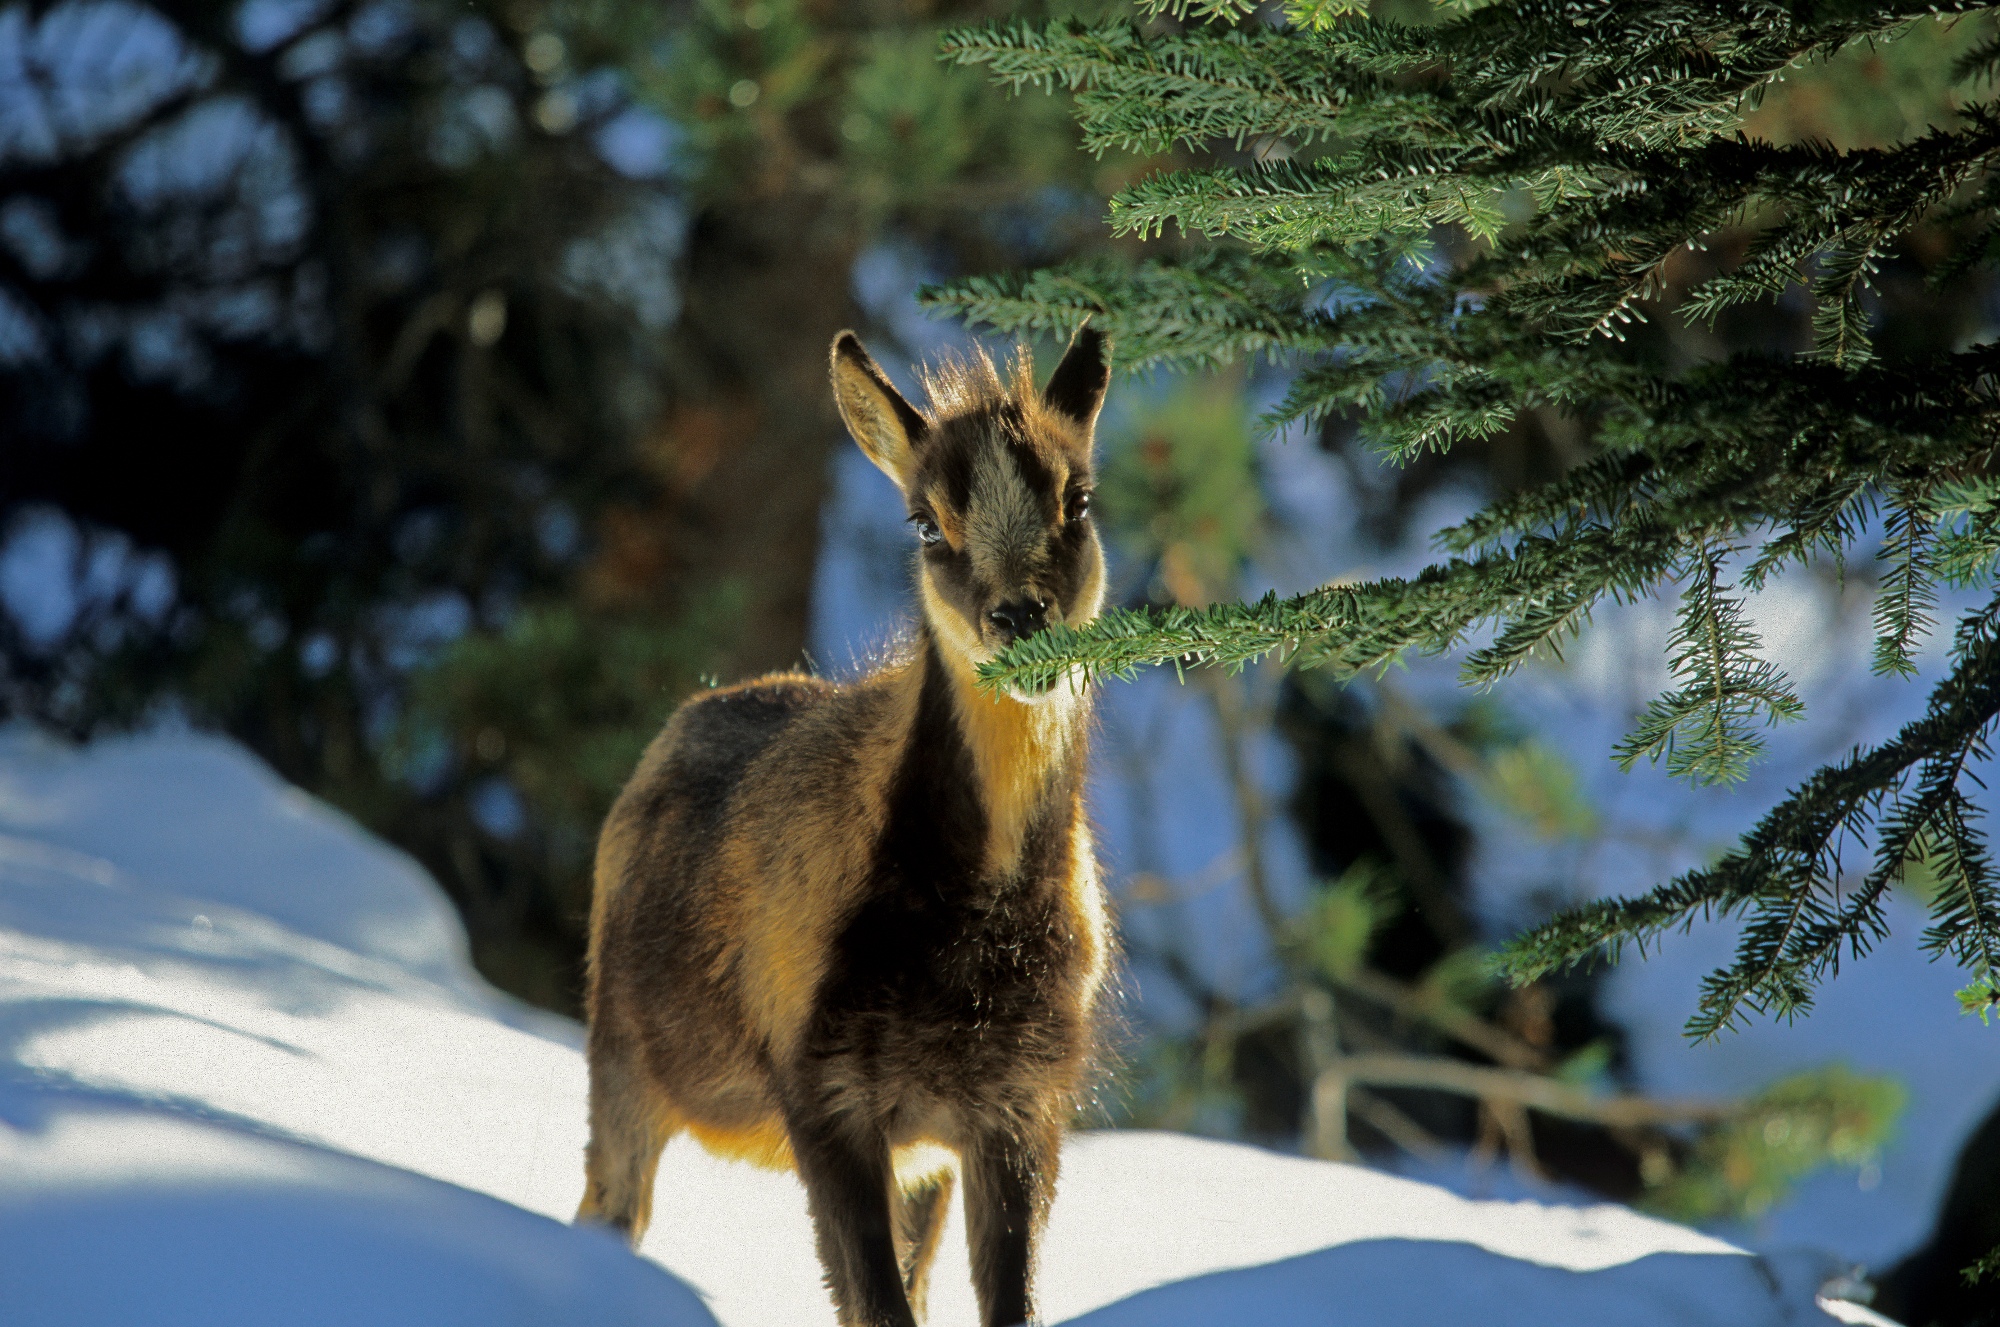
[787,1110,917,1327]
[964,1121,1060,1327]
[893,1167,956,1321]
[576,1030,678,1245]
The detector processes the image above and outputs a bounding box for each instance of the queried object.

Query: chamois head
[830,328,1111,687]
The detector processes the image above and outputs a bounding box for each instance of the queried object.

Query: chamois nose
[988,598,1049,644]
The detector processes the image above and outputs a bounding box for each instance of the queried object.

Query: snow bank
[0,726,474,988]
[0,729,1881,1325]
[0,729,711,1327]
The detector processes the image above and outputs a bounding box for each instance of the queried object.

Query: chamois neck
[914,626,1089,875]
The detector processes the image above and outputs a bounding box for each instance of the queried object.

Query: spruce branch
[1501,592,2000,1038]
[938,19,1433,157]
[1873,496,1941,677]
[920,250,1350,371]
[1612,545,1805,786]
[1929,473,2000,585]
[939,0,2000,1032]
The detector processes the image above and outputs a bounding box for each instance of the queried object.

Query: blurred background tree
[0,0,1139,1008]
[1,0,686,1004]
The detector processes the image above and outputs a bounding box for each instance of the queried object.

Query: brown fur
[578,328,1115,1327]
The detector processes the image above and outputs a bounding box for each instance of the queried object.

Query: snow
[0,728,710,1327]
[0,726,475,989]
[0,727,1880,1324]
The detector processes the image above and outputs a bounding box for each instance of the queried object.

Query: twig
[1315,1054,1731,1130]
[1490,1098,1548,1183]
[1200,666,1288,944]
[1333,965,1549,1071]
[1347,1085,1447,1163]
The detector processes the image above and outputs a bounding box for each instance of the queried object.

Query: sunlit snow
[0,729,1879,1324]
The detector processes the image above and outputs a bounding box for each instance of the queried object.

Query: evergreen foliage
[1091,350,1905,1226]
[928,0,2000,1040]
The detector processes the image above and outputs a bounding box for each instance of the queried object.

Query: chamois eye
[910,515,942,546]
[1066,490,1092,522]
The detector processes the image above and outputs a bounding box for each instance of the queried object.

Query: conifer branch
[1873,495,1940,678]
[1501,592,2000,1038]
[939,0,2000,1030]
[938,19,1435,156]
[1612,544,1805,786]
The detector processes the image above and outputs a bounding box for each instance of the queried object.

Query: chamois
[577,327,1116,1327]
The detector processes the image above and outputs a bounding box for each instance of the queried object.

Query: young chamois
[577,327,1116,1327]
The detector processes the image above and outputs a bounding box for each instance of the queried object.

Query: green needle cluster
[928,0,2000,1041]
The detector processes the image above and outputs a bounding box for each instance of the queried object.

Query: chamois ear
[1042,322,1111,435]
[830,331,927,489]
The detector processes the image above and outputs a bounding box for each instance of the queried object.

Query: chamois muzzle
[988,597,1049,646]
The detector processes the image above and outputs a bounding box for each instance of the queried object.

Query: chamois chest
[802,658,1096,1099]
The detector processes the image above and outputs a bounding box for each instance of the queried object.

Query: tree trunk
[635,196,861,678]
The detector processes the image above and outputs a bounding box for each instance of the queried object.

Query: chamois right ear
[1043,322,1111,435]
[830,331,927,490]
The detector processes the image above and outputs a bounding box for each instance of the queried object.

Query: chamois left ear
[831,330,928,490]
[1042,323,1111,435]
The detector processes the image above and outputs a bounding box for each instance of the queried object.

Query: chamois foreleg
[576,1021,677,1244]
[964,1119,1060,1327]
[893,1167,956,1321]
[788,1110,919,1327]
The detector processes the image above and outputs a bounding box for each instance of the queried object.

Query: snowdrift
[0,729,1886,1325]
